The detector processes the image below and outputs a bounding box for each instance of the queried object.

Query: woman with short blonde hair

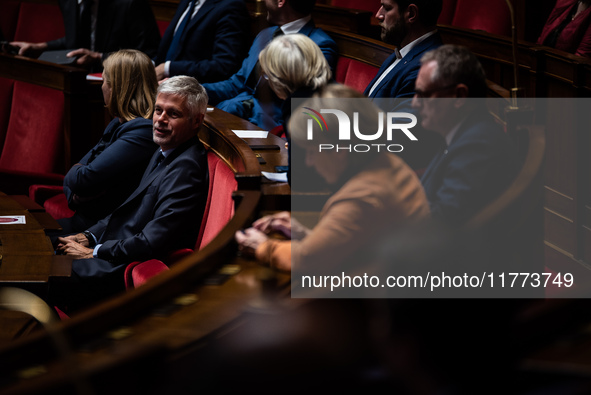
[259,34,331,100]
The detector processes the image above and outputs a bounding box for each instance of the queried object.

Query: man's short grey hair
[420,45,487,97]
[157,76,209,118]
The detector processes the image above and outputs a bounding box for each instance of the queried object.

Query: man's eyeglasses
[414,84,458,98]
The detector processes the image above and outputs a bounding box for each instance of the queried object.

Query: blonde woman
[60,49,159,234]
[259,33,332,188]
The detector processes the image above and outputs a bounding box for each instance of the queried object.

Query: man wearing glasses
[413,45,518,226]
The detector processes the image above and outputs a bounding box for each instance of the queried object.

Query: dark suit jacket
[153,0,250,83]
[363,33,444,171]
[47,0,161,58]
[420,109,518,226]
[87,136,208,263]
[364,33,443,99]
[202,20,338,130]
[62,117,158,230]
[50,136,207,311]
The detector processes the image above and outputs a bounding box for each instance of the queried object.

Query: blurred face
[411,60,459,136]
[261,65,287,100]
[304,145,348,185]
[101,72,112,106]
[153,93,201,151]
[265,0,281,24]
[377,0,408,46]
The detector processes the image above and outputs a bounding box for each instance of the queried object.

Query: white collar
[279,15,312,35]
[399,29,437,58]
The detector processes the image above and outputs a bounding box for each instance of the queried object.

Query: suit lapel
[366,33,443,98]
[185,0,216,33]
[365,51,400,97]
[127,136,200,205]
[421,142,449,190]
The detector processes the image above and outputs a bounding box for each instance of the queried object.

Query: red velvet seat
[1,81,65,174]
[0,78,14,152]
[156,20,169,37]
[124,151,238,289]
[0,81,66,194]
[450,0,511,36]
[335,57,379,94]
[438,0,458,25]
[13,1,64,42]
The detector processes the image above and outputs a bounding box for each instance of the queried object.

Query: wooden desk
[203,107,291,209]
[0,193,71,295]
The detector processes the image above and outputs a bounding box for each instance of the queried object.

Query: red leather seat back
[156,20,169,37]
[0,78,15,153]
[0,81,65,174]
[196,152,237,249]
[451,0,511,36]
[0,0,21,41]
[331,0,381,13]
[335,57,379,94]
[14,2,64,42]
[438,0,457,25]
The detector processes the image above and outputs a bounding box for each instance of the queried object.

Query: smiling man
[52,76,209,312]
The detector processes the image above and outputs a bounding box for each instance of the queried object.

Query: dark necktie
[150,152,165,173]
[79,0,93,49]
[166,0,198,61]
[245,27,284,90]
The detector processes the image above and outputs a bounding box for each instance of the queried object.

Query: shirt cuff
[93,244,102,258]
[164,61,171,78]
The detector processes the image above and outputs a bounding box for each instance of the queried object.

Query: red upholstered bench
[0,78,14,151]
[438,0,458,25]
[0,81,67,195]
[450,0,511,36]
[13,1,64,42]
[335,57,379,94]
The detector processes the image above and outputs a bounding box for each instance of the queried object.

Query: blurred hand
[155,63,166,81]
[235,228,269,257]
[253,211,310,240]
[67,48,102,66]
[10,41,47,58]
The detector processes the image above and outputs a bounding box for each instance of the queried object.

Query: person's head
[259,34,331,100]
[288,83,383,186]
[411,45,487,136]
[265,0,316,25]
[153,76,208,151]
[376,0,442,47]
[101,49,158,122]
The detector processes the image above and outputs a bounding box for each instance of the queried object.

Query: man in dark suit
[53,76,209,311]
[413,45,518,226]
[364,0,444,171]
[202,0,337,130]
[11,0,160,69]
[365,0,443,99]
[152,0,250,83]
